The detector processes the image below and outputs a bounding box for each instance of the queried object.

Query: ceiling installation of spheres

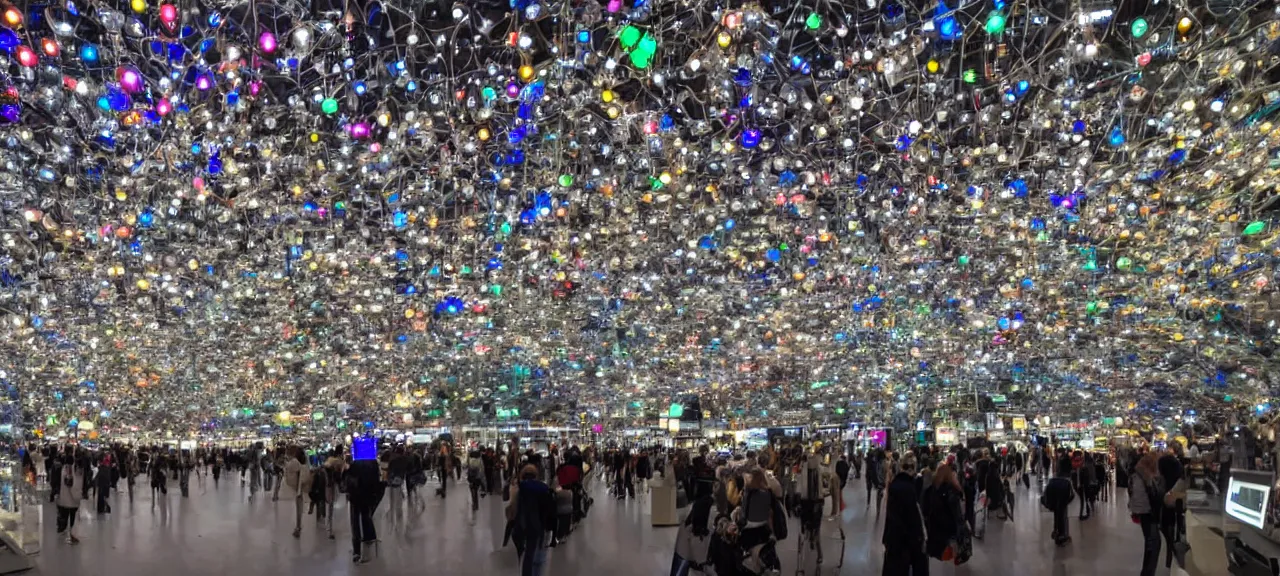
[1,0,1279,439]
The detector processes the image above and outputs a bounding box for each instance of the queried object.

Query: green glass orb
[321,98,338,115]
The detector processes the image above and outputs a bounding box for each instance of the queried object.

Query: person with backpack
[1130,452,1164,576]
[467,449,485,511]
[798,452,838,565]
[1042,457,1075,546]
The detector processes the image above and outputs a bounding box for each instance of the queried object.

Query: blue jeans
[669,552,690,576]
[520,537,546,576]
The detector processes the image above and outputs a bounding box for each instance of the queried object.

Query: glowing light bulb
[159,3,177,24]
[129,0,146,14]
[258,30,277,53]
[1177,16,1192,34]
[3,6,22,27]
[984,11,1006,35]
[155,98,171,116]
[40,37,59,57]
[117,67,143,93]
[195,74,213,91]
[15,45,36,67]
[519,65,534,80]
[1130,18,1148,38]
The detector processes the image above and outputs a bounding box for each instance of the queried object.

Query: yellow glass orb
[130,0,147,13]
[404,309,415,319]
[518,65,534,80]
[926,59,939,73]
[606,106,620,119]
[187,259,199,270]
[1172,332,1184,342]
[309,133,319,143]
[477,127,491,141]
[601,90,615,103]
[717,32,732,48]
[658,172,672,185]
[1177,17,1192,34]
[136,278,151,290]
[115,189,128,201]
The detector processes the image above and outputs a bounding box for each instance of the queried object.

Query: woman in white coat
[55,454,86,544]
[282,446,312,538]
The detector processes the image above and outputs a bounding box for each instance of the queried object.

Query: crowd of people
[19,436,1211,576]
[22,439,601,574]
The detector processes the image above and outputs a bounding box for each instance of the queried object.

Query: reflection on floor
[32,473,1197,576]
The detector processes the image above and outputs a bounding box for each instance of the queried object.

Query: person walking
[323,446,346,540]
[55,453,86,544]
[344,455,384,563]
[835,455,851,492]
[467,449,485,511]
[508,464,555,576]
[282,446,310,538]
[1130,452,1165,576]
[1043,457,1075,546]
[882,455,927,575]
[923,464,969,564]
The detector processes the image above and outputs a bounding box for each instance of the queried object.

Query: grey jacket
[1127,472,1163,516]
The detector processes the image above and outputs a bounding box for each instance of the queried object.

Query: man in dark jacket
[1043,457,1075,546]
[882,456,927,575]
[511,464,555,576]
[835,456,851,490]
[345,458,384,563]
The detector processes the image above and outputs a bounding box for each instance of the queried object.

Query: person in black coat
[1043,457,1075,546]
[835,456,851,490]
[923,464,968,561]
[344,458,384,563]
[882,456,928,575]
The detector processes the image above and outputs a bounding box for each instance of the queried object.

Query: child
[552,486,574,546]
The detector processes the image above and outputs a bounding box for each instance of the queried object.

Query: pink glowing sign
[866,429,887,447]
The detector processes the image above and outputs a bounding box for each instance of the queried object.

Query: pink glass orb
[195,74,212,91]
[117,67,143,93]
[155,98,171,116]
[349,122,370,139]
[159,4,177,24]
[258,31,277,54]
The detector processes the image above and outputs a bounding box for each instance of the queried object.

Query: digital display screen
[352,436,377,461]
[1226,473,1272,530]
[867,429,887,447]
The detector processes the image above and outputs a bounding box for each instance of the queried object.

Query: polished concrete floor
[29,471,1203,576]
